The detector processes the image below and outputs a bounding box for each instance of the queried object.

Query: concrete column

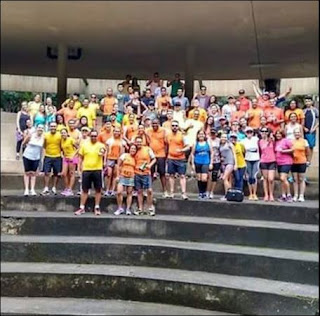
[184,45,195,100]
[57,43,67,107]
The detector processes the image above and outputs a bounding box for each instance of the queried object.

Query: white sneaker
[30,190,37,196]
[163,191,169,198]
[126,208,132,215]
[41,188,50,196]
[114,208,125,215]
[298,195,305,202]
[209,193,214,199]
[24,189,29,196]
[148,206,156,216]
[292,195,298,202]
[51,187,57,195]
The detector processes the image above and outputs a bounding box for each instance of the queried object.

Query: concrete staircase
[1,194,319,315]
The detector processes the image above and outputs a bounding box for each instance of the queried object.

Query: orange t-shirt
[257,96,271,110]
[238,97,251,112]
[97,129,113,144]
[156,96,171,111]
[188,108,207,123]
[292,138,308,164]
[167,131,185,160]
[106,138,125,160]
[231,110,246,123]
[120,153,136,178]
[146,127,166,158]
[125,124,139,141]
[58,107,77,125]
[265,107,284,133]
[247,108,264,129]
[134,146,154,175]
[284,109,305,124]
[102,96,116,115]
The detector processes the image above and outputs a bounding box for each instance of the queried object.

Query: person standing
[146,72,162,97]
[133,136,157,216]
[146,119,168,197]
[57,99,77,126]
[77,99,96,129]
[114,84,126,123]
[28,94,42,118]
[172,88,190,111]
[167,73,184,98]
[259,128,276,201]
[100,88,116,123]
[193,86,210,110]
[229,133,246,191]
[238,89,252,112]
[191,130,213,199]
[221,96,237,122]
[166,120,190,200]
[22,124,45,196]
[41,122,62,195]
[246,98,264,132]
[114,144,137,215]
[241,127,260,200]
[16,101,31,160]
[75,129,106,215]
[291,128,310,202]
[88,94,100,116]
[274,130,293,202]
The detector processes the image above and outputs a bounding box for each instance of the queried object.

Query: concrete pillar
[184,45,195,100]
[57,43,67,107]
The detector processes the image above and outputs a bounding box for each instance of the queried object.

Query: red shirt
[265,107,284,133]
[238,97,251,112]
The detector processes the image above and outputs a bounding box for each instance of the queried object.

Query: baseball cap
[174,102,181,106]
[304,95,313,100]
[238,89,245,94]
[81,127,90,132]
[210,128,217,133]
[219,116,227,121]
[227,95,235,99]
[245,127,253,132]
[229,132,238,138]
[263,91,270,95]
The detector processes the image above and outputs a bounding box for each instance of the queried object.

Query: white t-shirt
[222,104,237,122]
[183,119,204,146]
[241,136,260,161]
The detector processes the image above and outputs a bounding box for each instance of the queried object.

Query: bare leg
[116,183,124,208]
[68,164,76,190]
[180,175,186,193]
[94,190,102,207]
[169,175,175,194]
[268,170,275,201]
[30,173,36,192]
[126,187,133,209]
[24,174,30,192]
[80,191,89,207]
[293,173,299,197]
[44,174,50,188]
[61,163,69,189]
[52,175,58,188]
[147,188,153,209]
[160,175,167,193]
[298,173,306,197]
[137,190,144,210]
[262,170,269,200]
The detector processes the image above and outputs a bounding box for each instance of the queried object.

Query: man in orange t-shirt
[146,119,168,196]
[231,100,246,123]
[166,120,190,200]
[238,89,252,112]
[246,98,264,130]
[264,99,284,133]
[57,100,77,125]
[188,99,207,124]
[97,121,113,145]
[100,88,116,123]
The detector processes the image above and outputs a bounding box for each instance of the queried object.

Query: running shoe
[286,195,293,203]
[74,208,85,215]
[298,195,305,202]
[51,187,57,195]
[64,189,74,196]
[61,189,68,196]
[126,208,132,215]
[288,176,294,183]
[94,207,101,215]
[220,196,227,201]
[16,153,20,160]
[277,196,287,202]
[114,208,124,215]
[24,189,29,197]
[148,206,156,216]
[181,193,189,200]
[292,195,298,202]
[167,192,174,199]
[41,188,50,196]
[30,190,37,196]
[134,209,143,216]
[162,191,169,198]
[253,194,259,201]
[209,193,214,199]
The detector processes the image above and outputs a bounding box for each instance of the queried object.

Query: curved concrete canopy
[1,1,319,80]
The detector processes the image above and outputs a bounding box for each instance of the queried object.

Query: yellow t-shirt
[234,142,246,168]
[65,98,82,111]
[79,141,105,171]
[122,114,138,126]
[77,107,96,128]
[44,132,62,158]
[28,101,42,117]
[89,102,100,114]
[56,124,67,133]
[61,137,76,158]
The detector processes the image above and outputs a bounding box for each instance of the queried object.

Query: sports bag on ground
[226,188,244,202]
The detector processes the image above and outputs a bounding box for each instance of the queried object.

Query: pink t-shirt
[259,139,276,163]
[275,138,293,166]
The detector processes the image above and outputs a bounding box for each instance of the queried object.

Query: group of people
[16,73,318,215]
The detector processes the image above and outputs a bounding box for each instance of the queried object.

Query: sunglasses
[172,125,179,127]
[90,135,98,137]
[261,130,268,133]
[246,131,253,133]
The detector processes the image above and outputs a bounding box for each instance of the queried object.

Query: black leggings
[16,139,23,154]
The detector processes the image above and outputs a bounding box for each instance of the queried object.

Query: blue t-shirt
[194,141,210,165]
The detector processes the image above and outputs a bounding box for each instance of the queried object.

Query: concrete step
[1,194,318,225]
[1,235,317,285]
[1,262,318,315]
[1,173,319,199]
[0,297,235,315]
[1,211,318,251]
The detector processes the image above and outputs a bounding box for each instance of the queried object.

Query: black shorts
[291,163,307,174]
[211,163,221,182]
[277,165,292,174]
[195,163,209,174]
[23,157,40,172]
[151,157,166,176]
[82,170,103,192]
[260,162,276,170]
[43,156,62,176]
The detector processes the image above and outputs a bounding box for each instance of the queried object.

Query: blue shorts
[167,159,187,175]
[277,164,292,174]
[134,174,152,190]
[43,156,62,176]
[305,133,316,148]
[119,176,135,187]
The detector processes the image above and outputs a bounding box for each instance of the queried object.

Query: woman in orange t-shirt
[114,144,137,215]
[284,100,305,125]
[291,128,310,202]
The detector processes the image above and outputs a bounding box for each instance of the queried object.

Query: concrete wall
[1,74,318,97]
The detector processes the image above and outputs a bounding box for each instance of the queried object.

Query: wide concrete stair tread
[2,235,317,262]
[1,262,318,299]
[2,210,318,232]
[0,297,235,315]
